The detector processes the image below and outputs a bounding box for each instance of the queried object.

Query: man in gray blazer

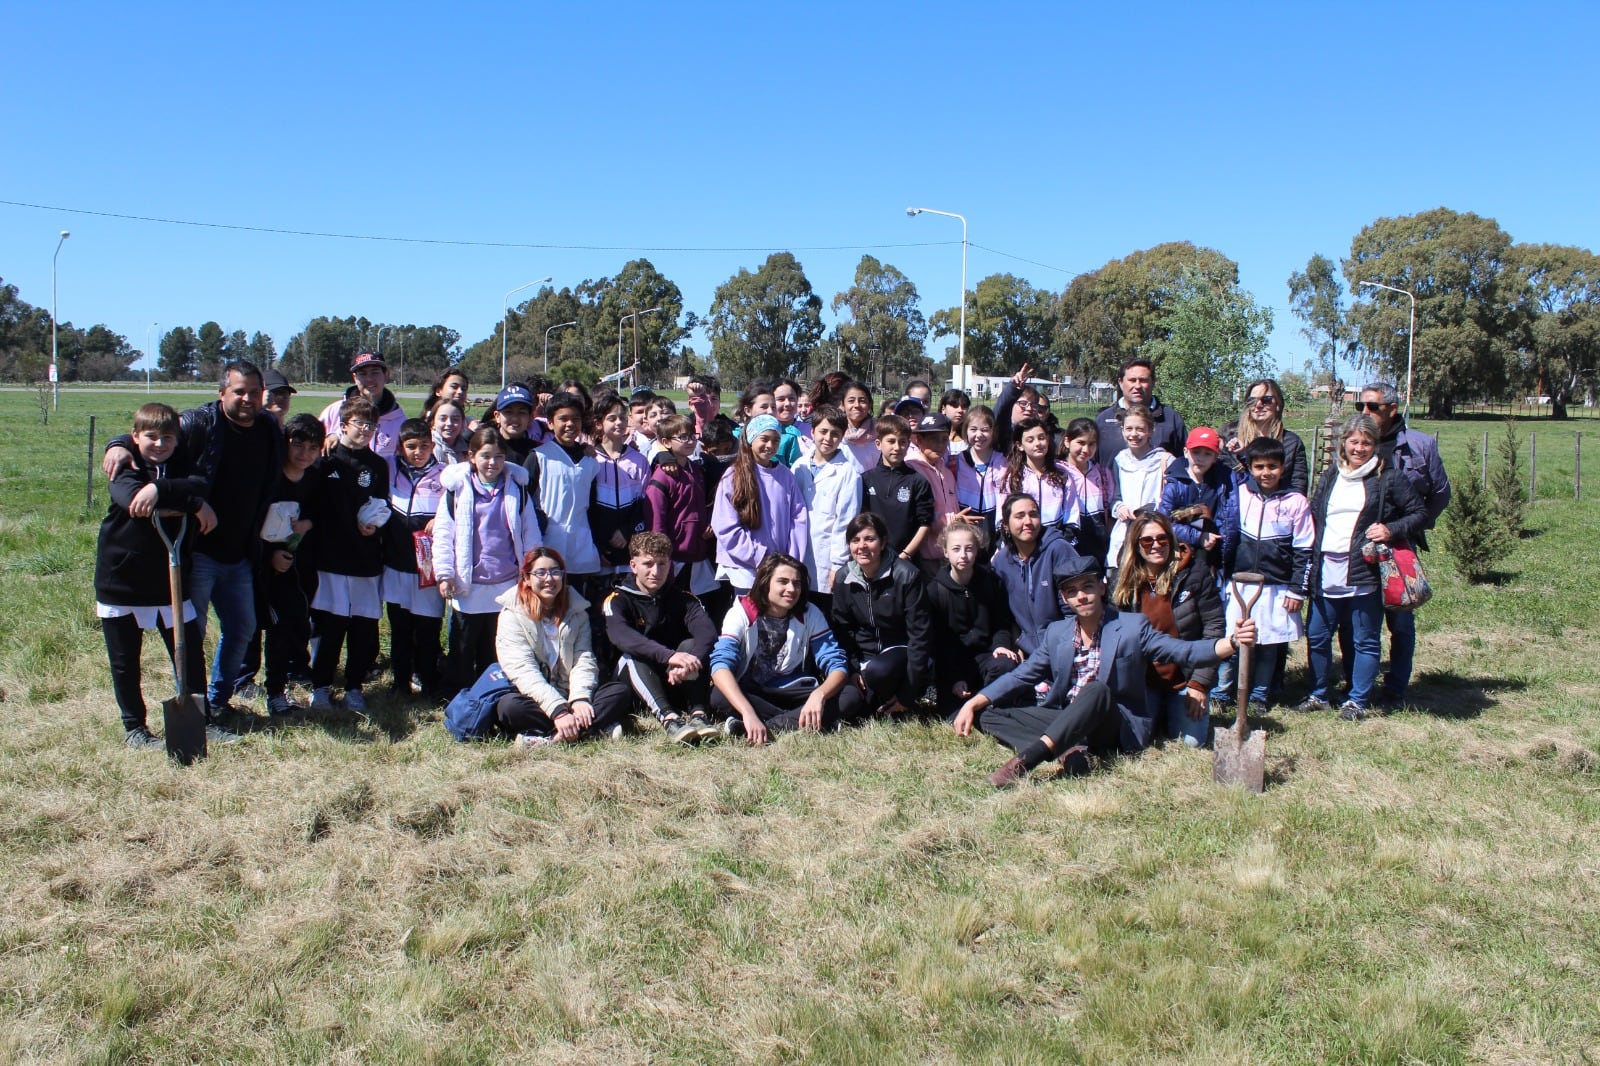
[954,554,1256,787]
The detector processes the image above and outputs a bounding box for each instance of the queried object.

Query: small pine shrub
[1444,447,1510,582]
[1490,419,1526,537]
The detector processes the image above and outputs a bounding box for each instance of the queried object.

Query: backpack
[443,663,515,741]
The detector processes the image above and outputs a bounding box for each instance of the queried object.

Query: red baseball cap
[350,351,387,373]
[1185,427,1221,452]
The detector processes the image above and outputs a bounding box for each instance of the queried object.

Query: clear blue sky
[5,0,1598,381]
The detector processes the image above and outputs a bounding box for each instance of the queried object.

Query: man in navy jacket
[954,554,1255,787]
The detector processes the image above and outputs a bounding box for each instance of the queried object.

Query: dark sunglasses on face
[1247,395,1280,407]
[1358,401,1390,413]
[1138,534,1170,548]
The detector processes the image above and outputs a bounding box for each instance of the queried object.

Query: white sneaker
[309,687,334,712]
[343,688,368,713]
[604,723,624,741]
[514,733,554,749]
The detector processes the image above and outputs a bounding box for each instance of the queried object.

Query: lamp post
[146,322,157,392]
[617,307,661,387]
[502,277,552,389]
[51,230,69,410]
[906,207,967,390]
[1359,280,1417,423]
[375,325,394,384]
[544,320,578,371]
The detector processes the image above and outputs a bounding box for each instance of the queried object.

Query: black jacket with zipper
[828,557,932,692]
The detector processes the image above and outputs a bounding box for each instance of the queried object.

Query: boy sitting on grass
[94,403,217,749]
[593,532,719,744]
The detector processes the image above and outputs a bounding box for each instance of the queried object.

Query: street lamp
[51,230,69,410]
[146,322,157,392]
[375,325,394,384]
[502,277,552,389]
[617,307,662,387]
[1359,280,1417,423]
[545,320,578,371]
[907,207,967,390]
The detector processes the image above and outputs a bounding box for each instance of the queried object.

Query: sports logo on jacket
[358,469,372,488]
[896,485,911,503]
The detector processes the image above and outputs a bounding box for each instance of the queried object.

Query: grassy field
[1,388,1597,1064]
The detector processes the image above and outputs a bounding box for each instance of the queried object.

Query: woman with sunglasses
[1224,379,1308,493]
[495,547,619,744]
[1110,510,1224,747]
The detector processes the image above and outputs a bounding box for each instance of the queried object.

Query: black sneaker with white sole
[124,726,163,751]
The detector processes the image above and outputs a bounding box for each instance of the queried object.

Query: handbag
[1375,541,1431,610]
[1371,474,1431,610]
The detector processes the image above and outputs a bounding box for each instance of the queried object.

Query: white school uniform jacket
[793,449,863,593]
[529,439,602,577]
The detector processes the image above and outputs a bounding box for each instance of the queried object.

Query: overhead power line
[0,197,957,254]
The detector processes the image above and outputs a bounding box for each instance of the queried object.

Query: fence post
[1578,432,1583,501]
[86,415,96,511]
[1529,431,1537,501]
[1481,432,1489,490]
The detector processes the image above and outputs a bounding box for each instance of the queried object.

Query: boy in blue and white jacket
[383,418,447,698]
[1216,436,1313,708]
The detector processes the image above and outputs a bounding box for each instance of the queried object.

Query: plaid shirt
[1065,628,1102,704]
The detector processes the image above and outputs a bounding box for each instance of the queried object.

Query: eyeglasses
[1247,395,1279,407]
[1138,534,1170,548]
[345,421,376,432]
[527,568,565,580]
[1358,401,1390,413]
[664,434,696,443]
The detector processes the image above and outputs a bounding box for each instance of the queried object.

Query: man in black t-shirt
[105,361,283,738]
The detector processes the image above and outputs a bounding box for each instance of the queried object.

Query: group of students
[92,354,1446,787]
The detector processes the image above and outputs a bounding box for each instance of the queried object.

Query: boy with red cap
[318,352,407,459]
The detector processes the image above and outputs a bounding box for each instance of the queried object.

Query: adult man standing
[1358,381,1451,704]
[103,360,284,738]
[319,352,406,459]
[1095,358,1189,460]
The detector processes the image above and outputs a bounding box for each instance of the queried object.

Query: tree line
[3,207,1594,418]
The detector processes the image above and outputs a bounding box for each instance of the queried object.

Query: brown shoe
[987,756,1029,789]
[1057,744,1091,777]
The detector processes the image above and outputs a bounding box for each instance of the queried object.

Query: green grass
[1,389,1598,1063]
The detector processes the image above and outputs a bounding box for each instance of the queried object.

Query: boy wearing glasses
[1216,437,1313,712]
[309,397,390,712]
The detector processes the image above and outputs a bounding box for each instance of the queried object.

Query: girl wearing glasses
[1111,510,1224,748]
[495,548,617,745]
[1224,379,1309,494]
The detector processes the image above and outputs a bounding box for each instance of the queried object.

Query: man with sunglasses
[1096,357,1190,461]
[1354,382,1451,706]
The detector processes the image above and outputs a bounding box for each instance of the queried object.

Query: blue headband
[745,414,781,439]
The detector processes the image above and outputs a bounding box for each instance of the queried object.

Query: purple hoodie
[710,459,809,588]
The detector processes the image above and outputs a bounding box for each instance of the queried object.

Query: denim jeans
[1147,686,1209,748]
[1307,592,1382,708]
[1383,607,1416,699]
[188,553,257,708]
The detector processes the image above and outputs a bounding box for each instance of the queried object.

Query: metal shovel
[1213,571,1266,793]
[153,511,207,765]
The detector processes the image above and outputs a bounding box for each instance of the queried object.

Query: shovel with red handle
[1213,571,1266,793]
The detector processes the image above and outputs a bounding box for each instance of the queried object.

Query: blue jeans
[1383,608,1415,699]
[188,553,257,708]
[1147,686,1209,748]
[1308,592,1382,708]
[1211,644,1284,705]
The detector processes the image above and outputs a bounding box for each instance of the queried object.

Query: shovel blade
[1213,727,1266,794]
[162,694,209,765]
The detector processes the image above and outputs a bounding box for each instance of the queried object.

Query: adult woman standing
[1300,414,1425,720]
[829,512,932,720]
[494,548,620,743]
[1110,509,1224,747]
[1224,378,1309,494]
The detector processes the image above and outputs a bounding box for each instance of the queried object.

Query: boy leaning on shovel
[93,403,218,750]
[953,554,1256,788]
